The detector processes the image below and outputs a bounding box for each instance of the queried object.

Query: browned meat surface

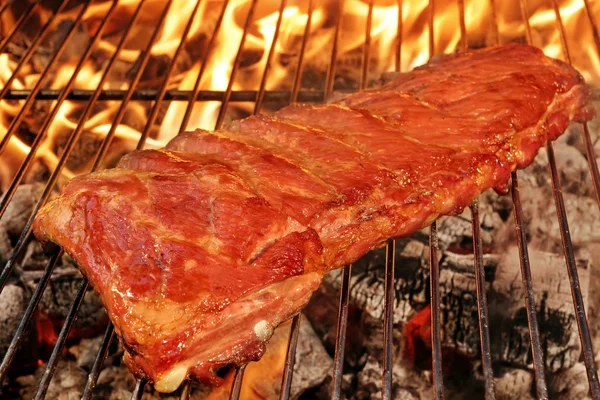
[32,44,594,392]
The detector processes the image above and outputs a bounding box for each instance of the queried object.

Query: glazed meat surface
[33,44,594,392]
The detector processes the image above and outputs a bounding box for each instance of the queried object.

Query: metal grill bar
[279,314,301,400]
[458,0,466,50]
[427,3,446,399]
[395,0,402,72]
[131,379,146,400]
[290,0,314,104]
[278,4,317,396]
[324,0,344,100]
[81,324,115,400]
[230,364,247,400]
[361,0,374,91]
[510,2,550,398]
[582,123,600,209]
[429,223,444,399]
[179,0,229,133]
[547,142,600,397]
[511,171,549,399]
[215,0,258,130]
[382,240,396,399]
[331,265,352,400]
[583,0,600,53]
[136,0,199,150]
[3,88,339,102]
[470,203,495,399]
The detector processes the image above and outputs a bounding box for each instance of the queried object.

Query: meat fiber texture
[32,44,594,392]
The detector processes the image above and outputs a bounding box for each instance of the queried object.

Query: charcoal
[291,317,333,399]
[490,246,590,372]
[437,253,498,357]
[23,263,107,338]
[96,365,137,399]
[494,368,533,400]
[355,355,424,400]
[0,183,44,240]
[549,362,590,400]
[68,335,104,371]
[343,239,431,324]
[0,284,37,371]
[17,360,88,400]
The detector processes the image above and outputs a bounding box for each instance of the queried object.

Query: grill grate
[0,1,598,399]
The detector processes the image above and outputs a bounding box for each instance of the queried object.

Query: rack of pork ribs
[32,44,594,393]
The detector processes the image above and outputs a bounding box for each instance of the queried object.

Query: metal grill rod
[254,0,287,114]
[136,0,203,150]
[549,1,600,396]
[81,324,115,399]
[331,265,352,400]
[131,379,146,400]
[510,171,549,399]
[279,314,302,400]
[427,3,447,398]
[179,0,230,133]
[547,142,600,398]
[394,0,403,72]
[470,203,495,399]
[278,3,316,396]
[382,240,396,399]
[3,88,339,102]
[429,223,444,399]
[506,2,550,398]
[360,0,374,91]
[289,0,314,105]
[230,364,247,400]
[324,0,344,100]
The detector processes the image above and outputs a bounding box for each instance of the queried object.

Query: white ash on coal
[0,284,38,374]
[0,183,45,240]
[490,246,590,373]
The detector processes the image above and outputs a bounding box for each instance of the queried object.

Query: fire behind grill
[0,1,599,399]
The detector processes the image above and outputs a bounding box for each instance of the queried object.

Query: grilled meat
[32,44,594,392]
